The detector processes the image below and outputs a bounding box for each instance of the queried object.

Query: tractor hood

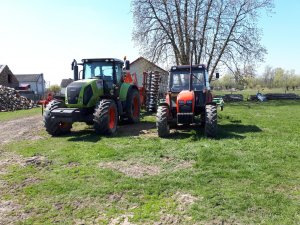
[65,79,104,107]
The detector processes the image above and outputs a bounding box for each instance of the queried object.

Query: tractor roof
[81,58,123,64]
[170,64,206,72]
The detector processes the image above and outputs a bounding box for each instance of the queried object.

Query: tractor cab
[169,64,209,93]
[82,59,124,92]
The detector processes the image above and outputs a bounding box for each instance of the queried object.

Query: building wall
[18,74,45,96]
[37,74,45,96]
[130,58,169,94]
[0,66,19,88]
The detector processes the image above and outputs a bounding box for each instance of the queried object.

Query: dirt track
[0,115,44,145]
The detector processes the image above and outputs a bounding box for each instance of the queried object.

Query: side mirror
[216,72,220,79]
[125,60,130,70]
[71,59,77,70]
[72,59,78,81]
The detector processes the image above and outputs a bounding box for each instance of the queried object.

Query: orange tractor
[156,64,219,137]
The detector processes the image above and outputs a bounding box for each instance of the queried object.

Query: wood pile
[222,94,244,102]
[249,93,300,101]
[265,93,300,100]
[0,85,34,112]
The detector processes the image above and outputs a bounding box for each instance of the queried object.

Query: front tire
[204,105,217,138]
[44,100,72,136]
[156,105,170,137]
[93,99,118,135]
[126,89,140,123]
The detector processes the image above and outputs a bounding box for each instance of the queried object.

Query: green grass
[1,101,300,224]
[0,107,42,122]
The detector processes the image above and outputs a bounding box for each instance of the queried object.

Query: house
[14,74,45,97]
[60,78,73,95]
[0,65,19,88]
[130,57,169,93]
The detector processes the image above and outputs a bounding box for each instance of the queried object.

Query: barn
[130,57,169,94]
[0,65,19,88]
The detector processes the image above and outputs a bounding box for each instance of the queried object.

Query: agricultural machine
[43,58,140,136]
[156,64,220,137]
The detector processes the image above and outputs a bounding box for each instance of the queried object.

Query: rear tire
[93,99,118,135]
[126,89,140,123]
[205,105,217,138]
[156,105,170,137]
[44,100,72,136]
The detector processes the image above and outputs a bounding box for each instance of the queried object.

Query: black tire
[204,105,217,138]
[93,99,118,135]
[43,100,72,136]
[126,89,140,123]
[156,105,170,137]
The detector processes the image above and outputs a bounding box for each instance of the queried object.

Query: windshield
[84,62,114,80]
[170,69,205,92]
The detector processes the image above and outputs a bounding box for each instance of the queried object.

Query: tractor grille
[177,113,194,124]
[67,83,84,104]
[178,104,192,113]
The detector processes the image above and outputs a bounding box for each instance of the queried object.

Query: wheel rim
[132,96,139,118]
[109,106,116,129]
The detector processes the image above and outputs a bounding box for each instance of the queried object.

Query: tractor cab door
[97,65,114,95]
[112,63,123,97]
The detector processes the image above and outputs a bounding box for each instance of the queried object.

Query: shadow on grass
[217,124,262,139]
[65,129,101,142]
[164,123,262,140]
[116,121,156,137]
[65,121,157,142]
[64,122,262,142]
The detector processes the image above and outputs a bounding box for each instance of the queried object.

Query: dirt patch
[0,115,44,145]
[25,155,51,167]
[0,200,30,224]
[109,214,135,225]
[64,161,80,168]
[204,218,242,225]
[0,152,25,175]
[162,156,195,171]
[0,151,50,176]
[154,214,182,225]
[173,192,200,211]
[99,160,161,178]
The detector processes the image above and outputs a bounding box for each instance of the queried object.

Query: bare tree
[132,0,273,81]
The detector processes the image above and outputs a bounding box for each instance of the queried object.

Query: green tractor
[44,58,140,136]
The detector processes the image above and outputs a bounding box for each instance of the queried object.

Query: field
[0,101,299,224]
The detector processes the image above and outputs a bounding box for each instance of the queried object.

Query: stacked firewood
[0,85,34,111]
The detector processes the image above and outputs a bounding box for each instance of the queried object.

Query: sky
[0,0,300,85]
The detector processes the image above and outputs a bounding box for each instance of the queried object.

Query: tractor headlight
[178,100,185,105]
[186,100,192,105]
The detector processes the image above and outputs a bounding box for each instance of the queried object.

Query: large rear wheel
[126,89,140,123]
[156,105,170,137]
[93,99,118,135]
[204,105,217,138]
[44,100,72,136]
